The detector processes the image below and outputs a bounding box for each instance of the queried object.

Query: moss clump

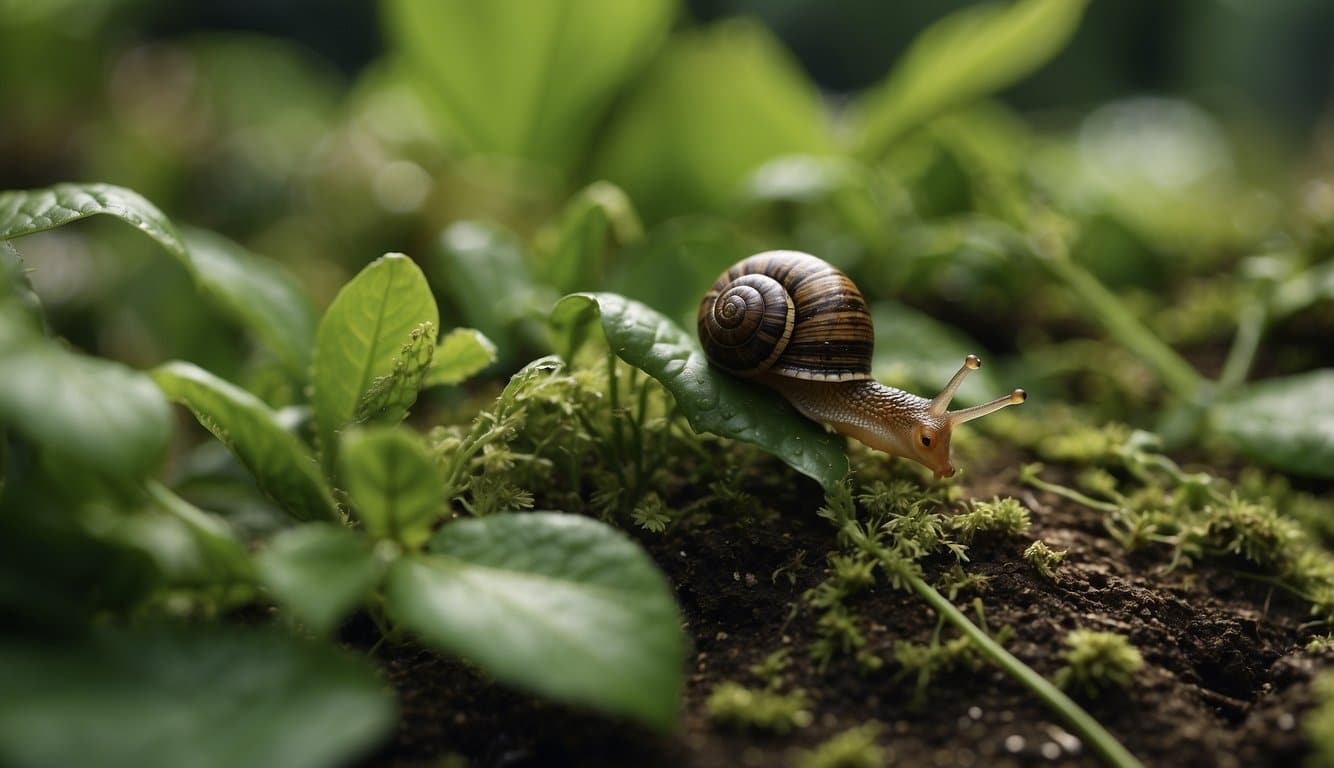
[949,496,1031,543]
[1055,629,1143,697]
[1304,671,1334,767]
[705,683,812,734]
[796,723,885,768]
[1024,539,1067,580]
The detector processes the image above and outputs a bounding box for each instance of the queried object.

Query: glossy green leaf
[0,307,169,478]
[550,293,849,489]
[180,227,318,377]
[256,523,381,635]
[0,184,318,373]
[595,19,835,220]
[339,426,441,548]
[539,181,643,295]
[423,328,497,388]
[384,0,674,176]
[311,253,438,472]
[855,0,1088,159]
[153,361,338,521]
[1212,370,1334,478]
[384,512,684,730]
[0,624,394,768]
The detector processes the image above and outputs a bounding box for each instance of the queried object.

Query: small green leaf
[423,328,498,388]
[0,308,170,478]
[0,184,318,372]
[181,227,318,377]
[133,481,254,586]
[256,523,381,635]
[855,0,1088,159]
[311,253,439,472]
[550,293,849,489]
[384,0,675,176]
[153,361,338,521]
[354,321,437,423]
[1212,370,1334,478]
[339,426,441,548]
[384,512,684,730]
[0,624,394,768]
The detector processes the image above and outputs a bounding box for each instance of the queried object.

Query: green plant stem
[1217,300,1266,396]
[846,523,1144,768]
[1021,471,1123,514]
[1029,234,1203,402]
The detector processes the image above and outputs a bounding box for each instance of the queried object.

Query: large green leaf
[594,19,835,220]
[384,512,683,730]
[550,293,848,489]
[311,253,438,472]
[1211,370,1334,478]
[153,361,338,521]
[339,426,441,548]
[0,307,169,478]
[0,624,393,768]
[256,523,381,635]
[383,0,674,176]
[854,0,1088,159]
[0,184,318,373]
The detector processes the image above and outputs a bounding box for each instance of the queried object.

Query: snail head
[912,355,1027,479]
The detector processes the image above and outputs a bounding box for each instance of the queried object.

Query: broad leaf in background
[595,19,835,220]
[256,523,381,635]
[1212,370,1334,478]
[0,624,394,768]
[181,227,318,377]
[854,0,1088,160]
[339,426,441,548]
[0,307,170,478]
[0,184,318,375]
[870,303,1001,404]
[432,221,543,360]
[423,328,497,388]
[538,181,643,295]
[153,362,338,522]
[384,512,684,731]
[311,253,438,473]
[551,293,849,489]
[384,0,674,177]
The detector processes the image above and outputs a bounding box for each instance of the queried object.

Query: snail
[698,250,1026,479]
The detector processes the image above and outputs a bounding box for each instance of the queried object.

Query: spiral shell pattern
[698,250,874,381]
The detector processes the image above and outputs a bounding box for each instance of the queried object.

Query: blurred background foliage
[3,0,1334,471]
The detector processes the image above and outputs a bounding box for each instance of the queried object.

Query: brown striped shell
[697,251,874,382]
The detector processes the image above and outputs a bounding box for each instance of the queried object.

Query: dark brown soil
[360,457,1330,768]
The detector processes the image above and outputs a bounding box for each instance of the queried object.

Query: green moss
[1024,539,1067,579]
[796,723,885,768]
[1305,671,1334,768]
[1054,629,1143,697]
[705,683,812,733]
[749,649,792,690]
[949,496,1031,543]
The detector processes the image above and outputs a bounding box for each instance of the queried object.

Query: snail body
[698,251,1026,478]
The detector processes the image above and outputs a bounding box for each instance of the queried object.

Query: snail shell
[697,250,874,382]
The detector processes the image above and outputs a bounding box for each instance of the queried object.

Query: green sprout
[705,683,813,734]
[796,722,886,768]
[1055,630,1143,697]
[1024,540,1067,580]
